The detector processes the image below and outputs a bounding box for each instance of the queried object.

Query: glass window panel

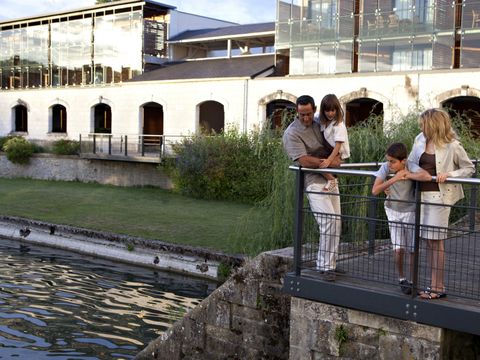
[318,44,336,73]
[289,46,304,75]
[462,0,480,30]
[432,33,454,69]
[28,66,41,88]
[460,31,480,69]
[358,40,378,72]
[336,41,353,73]
[303,46,319,73]
[383,38,411,71]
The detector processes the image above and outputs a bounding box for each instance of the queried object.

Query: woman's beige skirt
[420,191,451,240]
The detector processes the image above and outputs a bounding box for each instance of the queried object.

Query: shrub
[0,135,19,151]
[169,127,278,203]
[52,139,80,155]
[3,137,35,164]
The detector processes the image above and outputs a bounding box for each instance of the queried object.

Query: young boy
[372,143,415,295]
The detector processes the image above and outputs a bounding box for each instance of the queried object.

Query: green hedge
[167,128,282,203]
[3,137,35,164]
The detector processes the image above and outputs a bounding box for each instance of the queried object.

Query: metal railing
[79,134,188,162]
[284,161,480,335]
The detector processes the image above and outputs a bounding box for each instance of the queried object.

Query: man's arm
[298,153,342,168]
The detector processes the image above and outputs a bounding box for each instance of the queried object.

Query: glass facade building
[276,0,480,75]
[0,1,169,90]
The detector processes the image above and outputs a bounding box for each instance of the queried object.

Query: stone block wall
[289,297,442,359]
[0,153,172,189]
[133,247,479,359]
[134,248,294,360]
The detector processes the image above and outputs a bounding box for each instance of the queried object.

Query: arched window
[345,98,383,127]
[14,105,28,132]
[442,96,480,137]
[266,99,296,130]
[94,103,112,133]
[199,101,224,134]
[52,104,67,133]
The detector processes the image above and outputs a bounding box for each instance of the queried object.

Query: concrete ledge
[0,215,244,281]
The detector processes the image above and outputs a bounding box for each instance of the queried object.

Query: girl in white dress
[318,94,350,191]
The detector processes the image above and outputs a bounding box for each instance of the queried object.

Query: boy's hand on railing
[436,172,449,183]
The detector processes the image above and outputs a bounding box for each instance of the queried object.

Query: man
[282,95,342,281]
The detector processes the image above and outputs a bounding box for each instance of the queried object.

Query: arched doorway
[14,105,28,132]
[52,104,67,133]
[94,104,112,133]
[345,98,383,127]
[142,102,164,147]
[199,101,224,134]
[442,96,480,136]
[266,99,296,130]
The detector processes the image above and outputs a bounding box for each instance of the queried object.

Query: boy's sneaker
[399,279,412,295]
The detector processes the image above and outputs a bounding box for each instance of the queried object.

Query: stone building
[0,0,479,146]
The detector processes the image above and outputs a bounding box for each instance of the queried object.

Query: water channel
[0,238,217,359]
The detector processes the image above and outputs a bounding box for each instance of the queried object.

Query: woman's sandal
[419,287,447,300]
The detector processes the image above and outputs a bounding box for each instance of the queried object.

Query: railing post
[108,135,112,155]
[124,135,128,156]
[79,134,82,153]
[141,135,145,157]
[294,167,305,276]
[93,134,96,154]
[367,176,378,255]
[469,164,478,231]
[412,180,422,297]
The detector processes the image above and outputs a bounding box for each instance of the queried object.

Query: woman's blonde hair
[419,108,456,146]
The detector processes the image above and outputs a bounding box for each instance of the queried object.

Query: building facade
[0,0,479,146]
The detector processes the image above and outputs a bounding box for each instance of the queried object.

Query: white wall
[1,70,480,142]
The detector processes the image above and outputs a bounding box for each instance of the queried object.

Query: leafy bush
[3,137,34,164]
[0,136,17,151]
[52,139,80,155]
[169,127,279,203]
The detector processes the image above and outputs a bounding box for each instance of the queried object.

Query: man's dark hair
[296,95,315,108]
[386,142,408,160]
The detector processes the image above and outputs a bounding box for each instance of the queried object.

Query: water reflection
[0,239,217,359]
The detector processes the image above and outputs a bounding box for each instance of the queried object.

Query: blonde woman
[407,108,474,299]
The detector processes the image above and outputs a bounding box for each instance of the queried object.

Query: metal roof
[169,22,275,43]
[131,54,275,81]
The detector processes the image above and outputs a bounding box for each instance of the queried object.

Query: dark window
[52,104,67,133]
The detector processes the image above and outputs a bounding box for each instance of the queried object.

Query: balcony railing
[79,134,188,163]
[283,162,480,336]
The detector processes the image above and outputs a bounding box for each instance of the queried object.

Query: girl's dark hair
[386,142,408,160]
[319,94,344,124]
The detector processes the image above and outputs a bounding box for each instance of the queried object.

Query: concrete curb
[0,215,245,281]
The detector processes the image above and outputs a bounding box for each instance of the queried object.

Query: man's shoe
[399,279,412,295]
[321,270,336,282]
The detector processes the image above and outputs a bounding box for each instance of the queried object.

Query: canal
[0,238,217,359]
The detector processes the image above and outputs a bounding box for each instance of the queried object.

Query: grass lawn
[0,178,257,255]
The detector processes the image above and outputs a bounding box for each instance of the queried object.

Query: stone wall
[0,153,172,189]
[289,297,442,359]
[132,246,480,360]
[134,248,294,360]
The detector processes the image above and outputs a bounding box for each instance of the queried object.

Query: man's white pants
[306,183,342,271]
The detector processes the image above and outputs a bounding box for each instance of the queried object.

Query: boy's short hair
[386,143,408,160]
